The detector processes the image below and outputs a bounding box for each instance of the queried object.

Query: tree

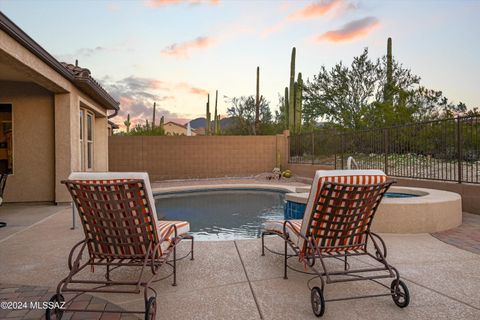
[303,48,380,129]
[304,46,467,129]
[224,95,275,135]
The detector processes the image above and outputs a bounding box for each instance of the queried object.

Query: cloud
[55,46,108,62]
[176,82,209,95]
[317,16,380,42]
[161,36,215,58]
[100,76,177,128]
[263,21,288,37]
[288,0,342,21]
[145,0,220,8]
[263,0,353,37]
[100,76,209,129]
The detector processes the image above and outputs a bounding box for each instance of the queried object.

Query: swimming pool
[155,189,286,240]
[154,184,461,238]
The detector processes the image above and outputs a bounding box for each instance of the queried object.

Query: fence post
[311,131,315,165]
[457,117,462,183]
[384,128,389,175]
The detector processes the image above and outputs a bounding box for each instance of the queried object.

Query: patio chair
[261,170,410,317]
[46,172,194,320]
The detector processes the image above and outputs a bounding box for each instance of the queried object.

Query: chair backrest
[69,172,158,219]
[298,170,388,252]
[65,172,159,259]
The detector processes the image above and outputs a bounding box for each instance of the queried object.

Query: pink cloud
[317,16,380,42]
[176,82,209,96]
[161,36,215,58]
[263,0,350,37]
[263,20,288,37]
[288,0,342,21]
[278,2,292,12]
[145,0,219,7]
[148,79,167,90]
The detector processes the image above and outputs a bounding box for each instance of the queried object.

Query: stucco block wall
[287,163,335,178]
[109,135,288,181]
[1,81,55,202]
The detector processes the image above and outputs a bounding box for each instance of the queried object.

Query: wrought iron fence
[289,116,480,184]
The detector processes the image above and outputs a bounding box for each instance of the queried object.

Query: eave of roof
[0,11,119,111]
[108,120,119,129]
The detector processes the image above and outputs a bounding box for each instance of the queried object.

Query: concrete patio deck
[1,201,480,319]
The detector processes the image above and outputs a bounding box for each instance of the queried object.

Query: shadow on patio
[1,203,480,319]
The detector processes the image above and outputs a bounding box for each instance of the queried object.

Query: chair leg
[284,238,288,280]
[261,232,265,256]
[172,245,177,286]
[190,236,195,260]
[106,264,111,282]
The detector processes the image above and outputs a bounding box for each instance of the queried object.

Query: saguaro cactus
[284,87,289,129]
[215,114,221,135]
[384,37,393,103]
[152,102,156,129]
[288,47,296,132]
[295,72,303,133]
[284,47,303,133]
[205,94,211,135]
[124,114,131,133]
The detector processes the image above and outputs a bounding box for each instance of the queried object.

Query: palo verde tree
[225,95,275,135]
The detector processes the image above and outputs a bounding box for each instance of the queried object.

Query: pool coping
[283,186,460,205]
[152,183,298,196]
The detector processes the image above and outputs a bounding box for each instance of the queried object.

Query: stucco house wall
[1,81,55,202]
[164,122,196,136]
[0,14,119,203]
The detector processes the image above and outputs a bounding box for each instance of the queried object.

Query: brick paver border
[0,284,139,320]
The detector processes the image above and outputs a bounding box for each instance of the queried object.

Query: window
[79,110,84,171]
[79,108,94,171]
[86,112,93,170]
[0,104,13,174]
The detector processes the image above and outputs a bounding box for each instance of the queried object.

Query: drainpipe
[107,108,118,119]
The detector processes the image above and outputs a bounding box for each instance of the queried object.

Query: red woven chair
[262,170,409,317]
[46,173,193,320]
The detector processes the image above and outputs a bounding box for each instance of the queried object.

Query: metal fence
[289,116,480,184]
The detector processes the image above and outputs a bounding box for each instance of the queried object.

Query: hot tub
[285,186,462,234]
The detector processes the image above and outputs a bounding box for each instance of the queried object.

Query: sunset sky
[1,0,479,128]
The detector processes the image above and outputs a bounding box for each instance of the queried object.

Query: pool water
[155,189,285,240]
[384,192,419,198]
